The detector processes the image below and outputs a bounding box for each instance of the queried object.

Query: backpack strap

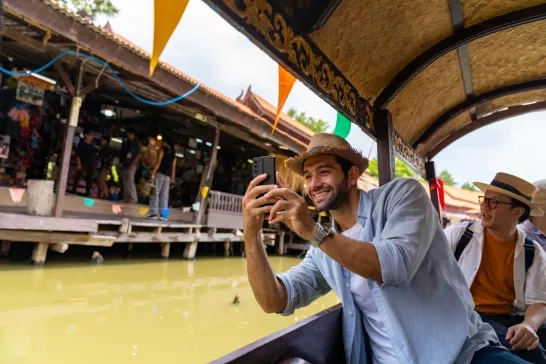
[454,223,474,261]
[524,236,536,272]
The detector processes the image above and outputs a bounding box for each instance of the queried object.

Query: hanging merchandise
[15,73,55,107]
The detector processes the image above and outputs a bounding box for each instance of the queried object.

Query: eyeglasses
[478,196,513,210]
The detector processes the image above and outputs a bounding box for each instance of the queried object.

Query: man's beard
[313,179,349,212]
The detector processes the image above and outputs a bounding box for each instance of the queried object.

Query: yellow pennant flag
[150,0,190,76]
[273,65,296,134]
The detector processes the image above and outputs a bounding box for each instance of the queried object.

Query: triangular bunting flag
[112,204,122,214]
[273,65,296,134]
[83,198,95,208]
[333,113,351,139]
[150,0,190,76]
[139,207,149,216]
[9,188,25,203]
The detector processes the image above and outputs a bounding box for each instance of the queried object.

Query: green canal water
[0,257,340,363]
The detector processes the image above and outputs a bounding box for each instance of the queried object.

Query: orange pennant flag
[273,65,296,134]
[150,0,190,76]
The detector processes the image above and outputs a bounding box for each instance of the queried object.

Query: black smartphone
[252,156,277,185]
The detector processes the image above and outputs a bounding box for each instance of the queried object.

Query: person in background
[97,135,113,199]
[242,133,523,364]
[72,130,97,196]
[519,179,546,249]
[444,173,546,363]
[148,138,177,220]
[121,128,140,203]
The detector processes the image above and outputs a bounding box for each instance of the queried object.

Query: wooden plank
[210,304,345,364]
[0,213,98,232]
[0,230,115,246]
[115,232,243,243]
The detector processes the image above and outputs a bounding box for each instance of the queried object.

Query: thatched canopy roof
[203,0,546,173]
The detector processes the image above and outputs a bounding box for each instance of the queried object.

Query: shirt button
[345,283,349,288]
[348,311,354,316]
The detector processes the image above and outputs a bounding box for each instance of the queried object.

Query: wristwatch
[310,222,334,248]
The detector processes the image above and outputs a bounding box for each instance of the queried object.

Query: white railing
[208,191,243,213]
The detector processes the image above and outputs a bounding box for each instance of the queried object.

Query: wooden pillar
[277,231,285,256]
[54,62,84,217]
[0,241,11,257]
[195,128,221,224]
[161,242,170,259]
[223,239,232,257]
[426,161,442,222]
[375,109,395,186]
[31,242,49,265]
[183,237,199,259]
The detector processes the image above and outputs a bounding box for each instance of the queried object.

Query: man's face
[480,190,522,229]
[303,154,351,212]
[127,133,135,140]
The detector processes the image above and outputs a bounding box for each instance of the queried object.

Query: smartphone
[252,156,276,185]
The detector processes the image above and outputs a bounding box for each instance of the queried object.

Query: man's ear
[513,206,525,220]
[348,166,359,186]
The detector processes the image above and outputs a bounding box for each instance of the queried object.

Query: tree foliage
[461,182,478,191]
[56,0,119,20]
[367,158,416,179]
[287,108,329,133]
[438,170,456,186]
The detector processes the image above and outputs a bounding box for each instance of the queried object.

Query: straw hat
[285,133,368,175]
[532,179,546,213]
[474,172,544,216]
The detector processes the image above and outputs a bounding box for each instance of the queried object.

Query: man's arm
[312,179,437,287]
[244,231,288,313]
[171,158,177,182]
[244,231,330,314]
[524,303,546,332]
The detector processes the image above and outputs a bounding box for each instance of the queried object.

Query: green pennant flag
[333,112,351,139]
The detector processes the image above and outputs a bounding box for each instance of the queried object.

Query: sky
[100,0,546,186]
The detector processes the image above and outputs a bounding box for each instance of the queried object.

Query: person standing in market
[72,130,97,196]
[121,128,140,203]
[148,138,177,220]
[97,135,113,199]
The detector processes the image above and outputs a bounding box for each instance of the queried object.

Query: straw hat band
[490,179,532,201]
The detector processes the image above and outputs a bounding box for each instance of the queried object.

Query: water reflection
[0,257,339,364]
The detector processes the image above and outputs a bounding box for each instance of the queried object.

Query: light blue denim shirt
[277,178,499,364]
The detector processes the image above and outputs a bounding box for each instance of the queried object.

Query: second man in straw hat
[444,172,546,363]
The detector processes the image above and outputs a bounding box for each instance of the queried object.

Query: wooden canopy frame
[201,0,546,185]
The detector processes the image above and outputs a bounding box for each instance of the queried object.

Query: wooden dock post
[0,241,10,257]
[31,242,49,265]
[161,242,171,259]
[278,231,285,256]
[183,229,200,259]
[224,239,232,257]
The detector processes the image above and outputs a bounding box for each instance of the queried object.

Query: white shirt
[341,222,398,364]
[444,222,546,314]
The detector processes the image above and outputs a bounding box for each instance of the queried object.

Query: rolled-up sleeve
[276,248,331,316]
[373,179,438,287]
[525,241,546,305]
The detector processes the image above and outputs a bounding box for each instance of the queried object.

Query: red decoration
[430,177,446,211]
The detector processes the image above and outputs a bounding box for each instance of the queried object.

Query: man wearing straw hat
[519,180,546,249]
[242,133,527,364]
[444,173,546,363]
